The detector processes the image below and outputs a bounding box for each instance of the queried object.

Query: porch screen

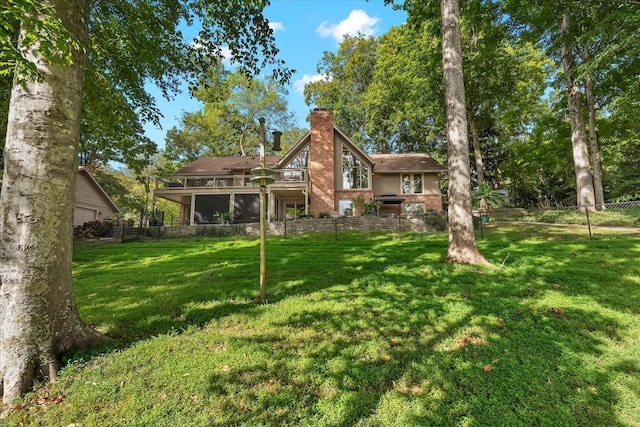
[234,194,261,223]
[194,194,230,224]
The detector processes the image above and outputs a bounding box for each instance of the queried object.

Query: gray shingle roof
[175,156,282,175]
[370,153,446,173]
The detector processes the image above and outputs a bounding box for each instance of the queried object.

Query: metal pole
[585,205,592,239]
[259,118,267,301]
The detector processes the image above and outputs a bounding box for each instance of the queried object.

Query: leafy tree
[500,0,639,208]
[364,23,447,155]
[165,67,299,163]
[0,0,289,407]
[303,34,379,149]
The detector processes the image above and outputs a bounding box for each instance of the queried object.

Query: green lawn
[5,227,640,426]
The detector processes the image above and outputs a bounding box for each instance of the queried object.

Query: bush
[424,214,447,231]
[318,212,331,218]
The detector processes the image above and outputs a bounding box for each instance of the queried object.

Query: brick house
[153,109,446,224]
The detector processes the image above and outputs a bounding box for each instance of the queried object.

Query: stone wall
[160,215,445,239]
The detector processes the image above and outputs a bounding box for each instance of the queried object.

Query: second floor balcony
[155,168,308,190]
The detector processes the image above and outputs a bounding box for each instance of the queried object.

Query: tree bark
[0,0,108,409]
[582,45,605,209]
[559,13,596,212]
[441,0,488,265]
[468,112,488,211]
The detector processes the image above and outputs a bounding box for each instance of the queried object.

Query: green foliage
[423,214,447,231]
[304,34,379,149]
[164,67,298,162]
[6,230,640,425]
[0,0,81,81]
[3,0,292,172]
[472,182,506,210]
[364,22,447,155]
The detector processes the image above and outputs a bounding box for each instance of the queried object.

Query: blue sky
[143,0,407,149]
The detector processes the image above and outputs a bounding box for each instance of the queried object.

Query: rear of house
[153,109,445,224]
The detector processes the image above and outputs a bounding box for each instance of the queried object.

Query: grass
[4,227,640,426]
[492,207,640,228]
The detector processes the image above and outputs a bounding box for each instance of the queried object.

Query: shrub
[424,214,447,231]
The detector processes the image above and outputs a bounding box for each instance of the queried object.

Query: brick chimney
[309,109,336,216]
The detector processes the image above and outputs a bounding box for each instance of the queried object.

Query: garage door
[74,206,97,226]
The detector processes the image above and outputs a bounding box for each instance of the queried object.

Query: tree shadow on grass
[198,232,636,425]
[69,232,638,425]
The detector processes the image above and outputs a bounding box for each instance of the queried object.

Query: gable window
[342,147,369,189]
[286,146,309,169]
[401,173,422,194]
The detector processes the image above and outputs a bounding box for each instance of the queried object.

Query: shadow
[67,230,638,425]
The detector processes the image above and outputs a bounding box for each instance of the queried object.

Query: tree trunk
[559,13,595,212]
[441,0,488,265]
[0,0,107,409]
[468,112,488,211]
[583,45,605,209]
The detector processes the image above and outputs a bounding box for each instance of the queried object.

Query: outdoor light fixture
[250,118,281,301]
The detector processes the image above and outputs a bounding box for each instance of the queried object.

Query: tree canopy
[164,66,301,164]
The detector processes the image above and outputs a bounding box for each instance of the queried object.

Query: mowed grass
[5,227,640,426]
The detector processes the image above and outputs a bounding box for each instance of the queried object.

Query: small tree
[472,182,505,212]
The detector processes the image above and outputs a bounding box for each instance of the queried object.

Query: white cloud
[219,46,232,63]
[316,9,381,42]
[269,21,285,32]
[293,74,330,95]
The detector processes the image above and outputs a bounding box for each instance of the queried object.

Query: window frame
[342,147,369,190]
[401,173,423,194]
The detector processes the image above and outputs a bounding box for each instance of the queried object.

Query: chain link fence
[476,201,640,239]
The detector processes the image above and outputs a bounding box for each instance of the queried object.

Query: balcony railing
[155,169,308,190]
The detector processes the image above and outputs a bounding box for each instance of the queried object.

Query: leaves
[0,0,81,82]
[164,67,299,162]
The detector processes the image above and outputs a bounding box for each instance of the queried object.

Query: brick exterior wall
[309,109,336,217]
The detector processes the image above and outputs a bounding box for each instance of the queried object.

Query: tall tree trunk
[0,0,107,409]
[468,112,488,211]
[559,13,595,212]
[583,45,605,209]
[441,0,488,265]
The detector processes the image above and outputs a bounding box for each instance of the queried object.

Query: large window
[342,148,369,189]
[401,174,423,194]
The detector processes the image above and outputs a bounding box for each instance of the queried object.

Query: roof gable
[276,131,311,168]
[77,167,121,213]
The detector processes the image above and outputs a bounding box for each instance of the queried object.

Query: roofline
[276,130,311,168]
[77,167,121,213]
[374,168,448,173]
[334,126,375,165]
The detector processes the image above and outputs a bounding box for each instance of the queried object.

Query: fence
[77,201,638,244]
[477,201,640,239]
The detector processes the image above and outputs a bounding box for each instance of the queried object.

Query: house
[74,167,120,226]
[153,109,446,225]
